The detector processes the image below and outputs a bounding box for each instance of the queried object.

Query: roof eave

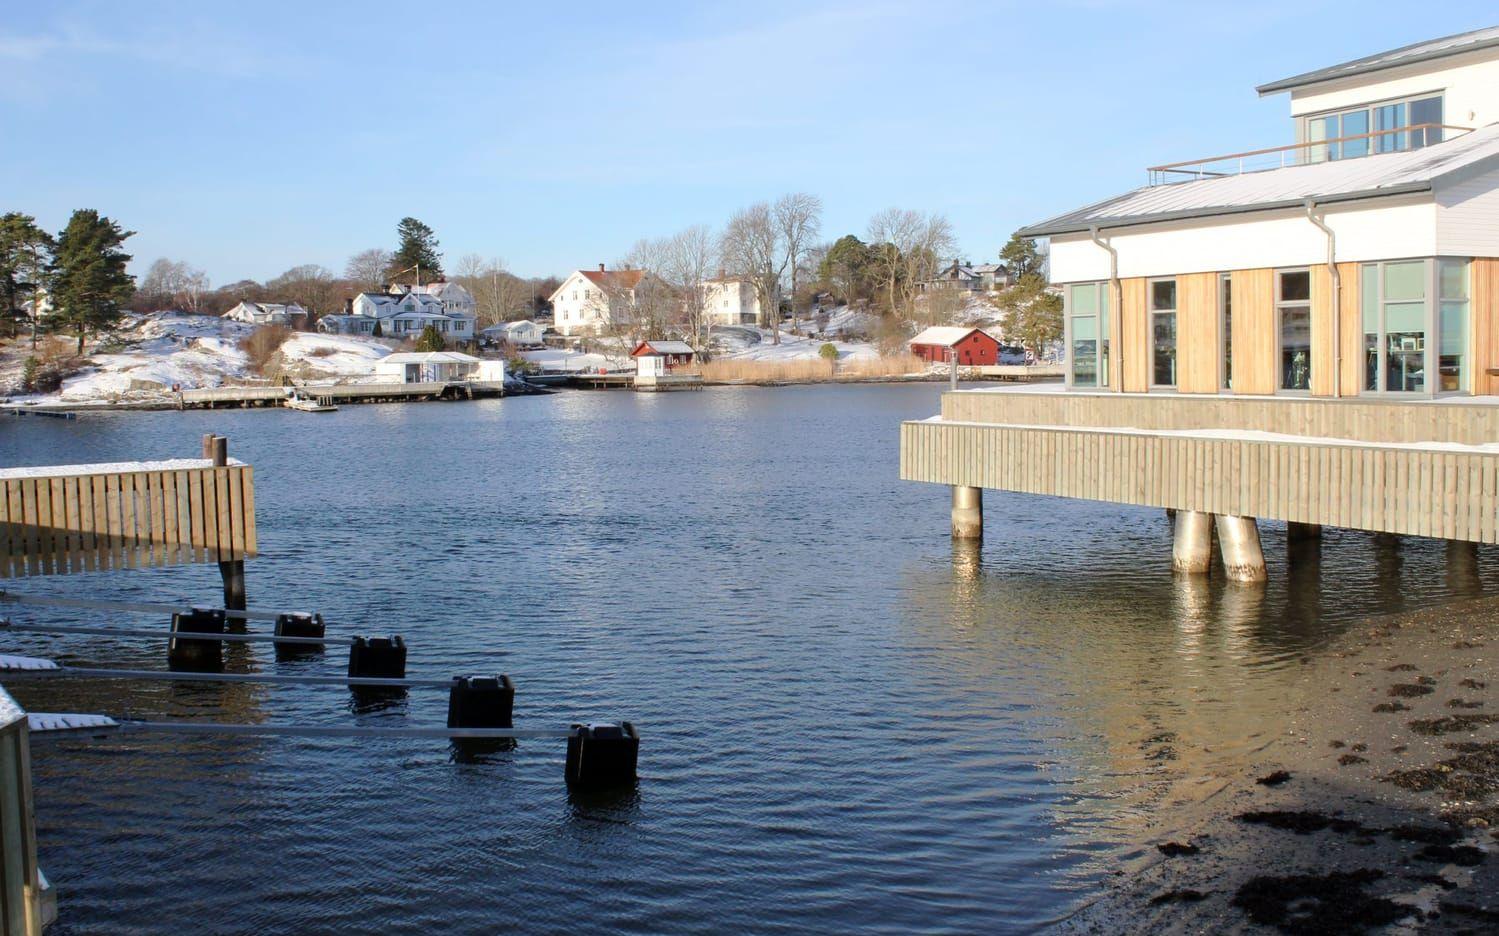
[1255,33,1499,96]
[1018,182,1433,239]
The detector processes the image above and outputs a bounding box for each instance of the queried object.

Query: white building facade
[318,283,475,340]
[549,265,643,336]
[224,300,308,328]
[701,276,760,325]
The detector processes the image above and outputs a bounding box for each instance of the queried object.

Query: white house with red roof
[549,264,647,336]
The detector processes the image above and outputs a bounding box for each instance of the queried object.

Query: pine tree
[998,273,1063,359]
[50,210,135,354]
[414,324,445,352]
[999,233,1043,279]
[0,213,56,345]
[387,217,443,282]
[371,319,384,338]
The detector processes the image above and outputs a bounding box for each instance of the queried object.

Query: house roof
[1018,122,1499,238]
[632,340,696,356]
[909,326,991,347]
[381,351,480,365]
[971,263,1006,275]
[580,269,646,290]
[1256,26,1499,95]
[481,319,539,334]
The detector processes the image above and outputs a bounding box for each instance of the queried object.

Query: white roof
[1257,26,1499,95]
[909,326,987,347]
[1022,123,1499,237]
[636,340,695,355]
[380,351,480,365]
[482,320,538,333]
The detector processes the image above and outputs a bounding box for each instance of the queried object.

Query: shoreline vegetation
[1064,594,1499,933]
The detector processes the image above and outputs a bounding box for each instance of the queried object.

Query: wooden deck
[900,389,1499,544]
[180,380,507,408]
[0,457,257,577]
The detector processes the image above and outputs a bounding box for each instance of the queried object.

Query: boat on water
[285,392,337,413]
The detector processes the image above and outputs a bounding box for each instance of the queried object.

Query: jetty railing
[0,440,256,578]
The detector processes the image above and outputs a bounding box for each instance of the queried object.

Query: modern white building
[549,265,645,336]
[480,319,545,347]
[373,351,503,384]
[701,274,761,325]
[1021,25,1499,398]
[318,283,475,341]
[224,300,308,328]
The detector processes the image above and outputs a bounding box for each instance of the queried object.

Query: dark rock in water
[1389,683,1435,697]
[1156,841,1200,857]
[1339,754,1369,766]
[1149,889,1208,906]
[1237,810,1363,835]
[1232,869,1414,932]
[1256,770,1293,786]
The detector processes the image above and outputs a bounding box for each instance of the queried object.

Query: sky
[2,1,1496,285]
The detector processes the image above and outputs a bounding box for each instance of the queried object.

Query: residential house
[550,264,645,336]
[908,326,1002,365]
[224,300,309,328]
[630,339,697,369]
[918,261,981,293]
[318,283,475,341]
[1018,25,1499,397]
[480,320,545,347]
[972,263,1013,290]
[702,273,761,325]
[373,351,503,384]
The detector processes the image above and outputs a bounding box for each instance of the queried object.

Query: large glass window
[1277,270,1311,391]
[1150,278,1176,387]
[1304,94,1443,162]
[1360,258,1469,395]
[1220,273,1232,391]
[1067,282,1110,388]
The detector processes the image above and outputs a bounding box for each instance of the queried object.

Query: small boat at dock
[285,392,338,412]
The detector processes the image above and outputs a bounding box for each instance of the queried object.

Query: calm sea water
[1,385,1492,934]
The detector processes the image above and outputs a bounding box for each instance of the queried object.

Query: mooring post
[1171,510,1213,574]
[951,485,982,540]
[1286,522,1322,542]
[1215,515,1267,583]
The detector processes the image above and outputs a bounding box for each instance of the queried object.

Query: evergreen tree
[50,210,135,354]
[0,213,56,345]
[999,232,1043,279]
[414,324,445,352]
[371,319,384,337]
[998,272,1063,359]
[817,234,873,304]
[387,217,443,282]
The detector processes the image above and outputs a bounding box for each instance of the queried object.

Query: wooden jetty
[179,379,507,409]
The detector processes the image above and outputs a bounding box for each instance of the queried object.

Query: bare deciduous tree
[720,201,787,345]
[344,248,393,291]
[267,264,339,318]
[454,253,532,328]
[139,258,210,313]
[866,208,955,320]
[774,193,821,335]
[662,225,716,356]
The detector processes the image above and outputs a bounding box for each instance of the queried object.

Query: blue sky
[3,1,1496,284]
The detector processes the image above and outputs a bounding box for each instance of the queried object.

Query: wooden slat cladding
[939,390,1499,445]
[1230,268,1276,395]
[900,420,1499,544]
[1473,258,1499,396]
[1120,278,1149,393]
[0,463,256,578]
[1176,272,1220,394]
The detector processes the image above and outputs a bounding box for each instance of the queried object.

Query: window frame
[1298,90,1444,163]
[1275,267,1313,394]
[1218,272,1233,392]
[1147,277,1178,389]
[1063,281,1110,390]
[1359,257,1470,397]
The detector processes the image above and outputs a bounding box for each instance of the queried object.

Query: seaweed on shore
[1231,869,1415,933]
[1388,683,1435,697]
[1408,714,1499,736]
[1236,810,1364,835]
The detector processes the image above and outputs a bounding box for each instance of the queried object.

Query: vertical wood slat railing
[0,444,256,578]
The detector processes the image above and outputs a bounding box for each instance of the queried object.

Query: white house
[318,283,475,340]
[224,300,308,328]
[480,319,545,347]
[702,274,761,325]
[373,351,502,384]
[549,264,645,336]
[1021,25,1499,398]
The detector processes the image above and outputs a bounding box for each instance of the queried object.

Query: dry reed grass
[691,353,926,383]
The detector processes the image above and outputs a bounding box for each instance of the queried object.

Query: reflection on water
[0,386,1493,934]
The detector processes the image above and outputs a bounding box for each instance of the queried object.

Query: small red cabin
[908,327,1001,366]
[631,340,697,369]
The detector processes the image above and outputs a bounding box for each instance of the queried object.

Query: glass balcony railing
[1145,123,1472,186]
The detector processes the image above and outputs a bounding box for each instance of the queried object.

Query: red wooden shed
[908,327,1001,366]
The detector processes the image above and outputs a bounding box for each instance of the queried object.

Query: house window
[1360,258,1469,394]
[1149,278,1177,387]
[1219,273,1233,391]
[1277,270,1312,391]
[1066,282,1109,388]
[1304,94,1443,162]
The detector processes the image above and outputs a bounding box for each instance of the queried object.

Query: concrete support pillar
[1446,540,1481,594]
[1216,515,1267,583]
[219,559,246,611]
[1171,510,1213,574]
[1287,522,1322,542]
[951,486,982,540]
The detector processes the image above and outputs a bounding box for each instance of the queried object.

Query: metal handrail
[1146,123,1474,185]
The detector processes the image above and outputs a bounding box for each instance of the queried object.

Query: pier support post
[1215,515,1267,583]
[1171,510,1213,574]
[951,486,982,540]
[1287,522,1322,542]
[219,560,246,611]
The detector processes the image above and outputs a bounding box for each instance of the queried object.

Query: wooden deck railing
[0,446,256,577]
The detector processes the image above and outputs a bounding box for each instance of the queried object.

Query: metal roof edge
[1018,182,1433,238]
[1255,31,1499,96]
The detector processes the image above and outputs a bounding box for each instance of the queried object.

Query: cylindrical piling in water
[1171,510,1213,574]
[951,486,982,540]
[1287,522,1323,542]
[1216,515,1267,583]
[565,723,640,790]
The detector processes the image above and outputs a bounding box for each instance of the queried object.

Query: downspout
[1304,199,1341,398]
[1088,225,1120,391]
